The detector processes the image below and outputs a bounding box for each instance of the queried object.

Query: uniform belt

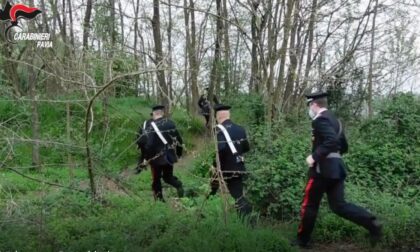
[326,152,341,159]
[316,152,341,173]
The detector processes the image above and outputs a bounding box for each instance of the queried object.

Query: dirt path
[176,134,209,170]
[303,243,387,252]
[119,133,209,179]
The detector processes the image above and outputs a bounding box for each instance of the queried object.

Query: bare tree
[209,0,223,99]
[272,0,295,120]
[39,0,50,33]
[184,0,199,113]
[250,0,260,93]
[368,0,379,118]
[152,0,169,109]
[167,0,173,101]
[119,0,125,46]
[67,0,75,49]
[28,0,41,170]
[83,0,93,53]
[222,0,230,94]
[282,0,300,112]
[302,0,318,93]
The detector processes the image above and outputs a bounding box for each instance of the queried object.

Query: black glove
[135,162,147,174]
[176,145,183,158]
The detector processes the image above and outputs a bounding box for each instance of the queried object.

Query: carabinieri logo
[0,1,42,42]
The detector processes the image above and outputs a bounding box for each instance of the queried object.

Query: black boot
[154,191,165,202]
[134,166,142,174]
[176,185,184,198]
[135,162,146,174]
[290,239,312,249]
[369,220,383,247]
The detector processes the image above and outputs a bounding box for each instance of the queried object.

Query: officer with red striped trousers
[294,92,382,249]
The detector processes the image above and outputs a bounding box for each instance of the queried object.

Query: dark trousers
[298,177,377,244]
[211,175,253,217]
[151,164,182,200]
[204,115,210,127]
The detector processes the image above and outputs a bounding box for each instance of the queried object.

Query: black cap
[152,105,165,111]
[305,92,328,105]
[214,104,231,112]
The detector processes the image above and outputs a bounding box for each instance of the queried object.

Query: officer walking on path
[209,104,253,219]
[294,92,382,248]
[198,88,220,127]
[145,105,184,201]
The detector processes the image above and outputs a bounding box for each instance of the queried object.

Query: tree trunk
[67,0,75,49]
[266,0,281,121]
[368,0,378,118]
[209,0,223,100]
[66,102,74,182]
[222,0,230,94]
[152,0,169,109]
[39,0,50,32]
[83,0,93,53]
[282,0,300,112]
[184,0,199,114]
[119,0,125,47]
[27,0,41,170]
[134,0,140,95]
[272,0,295,119]
[62,0,66,40]
[302,0,318,92]
[250,1,260,93]
[49,0,64,39]
[28,62,41,170]
[167,0,173,101]
[232,26,241,91]
[0,22,21,96]
[103,0,116,131]
[183,0,191,111]
[189,0,199,114]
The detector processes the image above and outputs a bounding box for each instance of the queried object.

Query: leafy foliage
[0,189,293,251]
[347,93,420,197]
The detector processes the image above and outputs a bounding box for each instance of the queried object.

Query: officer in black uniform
[198,88,220,127]
[146,105,184,201]
[135,114,152,174]
[209,104,253,218]
[294,92,382,248]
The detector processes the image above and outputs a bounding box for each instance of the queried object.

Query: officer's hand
[134,166,143,174]
[139,161,148,169]
[306,155,315,167]
[135,162,147,174]
[176,145,184,157]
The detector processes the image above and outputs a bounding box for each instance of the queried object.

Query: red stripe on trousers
[151,166,158,197]
[151,166,157,180]
[298,178,314,233]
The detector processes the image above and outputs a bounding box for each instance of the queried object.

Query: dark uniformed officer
[135,115,152,174]
[198,88,220,127]
[210,104,253,218]
[198,95,211,127]
[145,105,184,201]
[294,92,382,248]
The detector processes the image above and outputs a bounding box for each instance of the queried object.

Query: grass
[1,96,419,251]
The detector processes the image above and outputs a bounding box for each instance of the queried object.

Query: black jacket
[198,95,220,115]
[136,119,152,162]
[215,119,250,173]
[198,95,210,115]
[310,110,348,179]
[146,117,183,166]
